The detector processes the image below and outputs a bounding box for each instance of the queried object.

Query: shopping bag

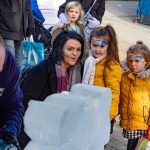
[135,138,150,150]
[22,40,44,69]
[0,139,17,150]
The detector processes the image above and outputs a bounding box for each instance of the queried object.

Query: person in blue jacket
[0,35,24,149]
[30,0,45,23]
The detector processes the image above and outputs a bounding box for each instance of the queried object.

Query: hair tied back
[136,40,143,45]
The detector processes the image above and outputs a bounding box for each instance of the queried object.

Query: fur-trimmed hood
[121,60,150,79]
[50,22,64,35]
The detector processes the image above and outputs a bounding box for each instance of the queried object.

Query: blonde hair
[127,41,150,65]
[65,1,84,25]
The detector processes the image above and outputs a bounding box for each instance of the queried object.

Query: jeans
[4,39,22,69]
[127,138,139,150]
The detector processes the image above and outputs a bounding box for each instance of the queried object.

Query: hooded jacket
[120,63,150,131]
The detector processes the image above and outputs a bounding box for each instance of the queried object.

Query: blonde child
[51,1,88,61]
[82,25,122,133]
[51,1,85,43]
[120,41,150,150]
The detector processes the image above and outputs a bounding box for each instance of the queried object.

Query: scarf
[55,62,82,92]
[68,62,82,90]
[82,54,106,85]
[68,24,80,34]
[55,64,69,92]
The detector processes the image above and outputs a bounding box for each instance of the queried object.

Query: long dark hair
[89,24,120,68]
[50,30,84,63]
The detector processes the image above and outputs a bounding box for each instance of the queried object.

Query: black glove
[0,127,21,150]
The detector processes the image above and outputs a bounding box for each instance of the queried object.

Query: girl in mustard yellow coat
[82,25,122,133]
[120,41,150,150]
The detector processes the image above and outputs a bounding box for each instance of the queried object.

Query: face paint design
[135,55,144,61]
[134,55,145,66]
[134,55,143,61]
[128,54,147,73]
[96,40,108,46]
[90,37,109,58]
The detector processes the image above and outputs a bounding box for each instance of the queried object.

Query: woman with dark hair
[18,30,84,149]
[22,30,84,107]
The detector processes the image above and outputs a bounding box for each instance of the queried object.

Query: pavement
[105,116,127,150]
[103,1,150,61]
[39,1,150,149]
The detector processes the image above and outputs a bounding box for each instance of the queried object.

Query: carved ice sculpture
[24,84,112,150]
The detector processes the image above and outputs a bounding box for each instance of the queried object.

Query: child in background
[120,41,150,150]
[51,1,88,61]
[82,25,122,133]
[51,1,85,43]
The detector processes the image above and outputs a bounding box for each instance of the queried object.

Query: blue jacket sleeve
[2,61,24,135]
[30,0,45,23]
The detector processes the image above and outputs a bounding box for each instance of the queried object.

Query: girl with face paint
[120,41,150,150]
[82,25,122,134]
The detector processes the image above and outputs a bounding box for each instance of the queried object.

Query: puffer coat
[94,57,122,120]
[120,71,150,131]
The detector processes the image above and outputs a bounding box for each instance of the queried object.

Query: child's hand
[147,126,150,140]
